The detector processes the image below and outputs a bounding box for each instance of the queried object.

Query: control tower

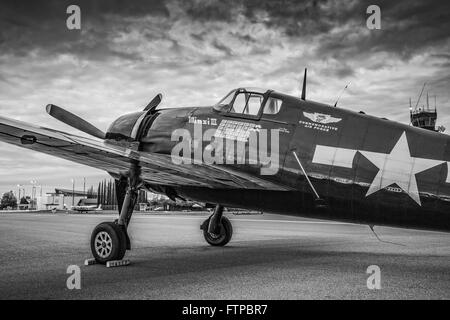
[409,84,444,132]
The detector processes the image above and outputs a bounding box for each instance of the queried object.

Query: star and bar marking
[312,132,449,206]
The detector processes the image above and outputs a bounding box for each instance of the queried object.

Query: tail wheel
[202,216,233,246]
[90,222,127,264]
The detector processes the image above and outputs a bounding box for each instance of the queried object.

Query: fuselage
[106,89,450,232]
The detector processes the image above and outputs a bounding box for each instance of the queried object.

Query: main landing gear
[90,166,140,264]
[200,204,233,246]
[90,222,127,264]
[90,182,233,263]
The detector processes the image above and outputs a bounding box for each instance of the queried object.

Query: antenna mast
[334,83,350,108]
[414,82,426,111]
[301,68,307,100]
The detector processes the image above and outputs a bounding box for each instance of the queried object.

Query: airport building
[36,188,90,210]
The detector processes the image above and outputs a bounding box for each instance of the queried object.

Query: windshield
[213,90,236,112]
[213,88,269,114]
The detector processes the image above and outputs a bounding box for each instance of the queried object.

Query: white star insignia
[359,132,444,205]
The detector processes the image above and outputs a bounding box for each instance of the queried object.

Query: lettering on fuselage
[170,121,280,175]
[277,127,290,134]
[312,132,449,206]
[214,119,261,142]
[188,116,218,126]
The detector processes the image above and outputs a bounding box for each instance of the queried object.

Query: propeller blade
[45,104,106,139]
[144,93,163,111]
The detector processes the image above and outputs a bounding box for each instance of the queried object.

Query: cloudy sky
[0,0,449,196]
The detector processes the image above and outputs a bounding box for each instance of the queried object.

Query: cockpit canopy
[214,88,282,116]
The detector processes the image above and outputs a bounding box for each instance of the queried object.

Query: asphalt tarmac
[0,212,449,299]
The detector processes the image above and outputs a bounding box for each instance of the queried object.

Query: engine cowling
[105,111,150,142]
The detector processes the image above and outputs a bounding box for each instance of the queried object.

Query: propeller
[46,104,106,139]
[46,93,162,139]
[144,93,163,111]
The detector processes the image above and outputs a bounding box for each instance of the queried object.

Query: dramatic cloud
[0,0,449,195]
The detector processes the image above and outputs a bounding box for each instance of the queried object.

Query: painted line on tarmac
[20,213,351,226]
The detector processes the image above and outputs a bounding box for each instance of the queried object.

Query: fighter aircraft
[0,70,449,264]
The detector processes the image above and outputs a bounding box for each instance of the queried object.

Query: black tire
[90,222,127,264]
[202,216,233,246]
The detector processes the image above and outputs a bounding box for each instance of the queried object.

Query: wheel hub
[208,231,221,239]
[94,231,112,258]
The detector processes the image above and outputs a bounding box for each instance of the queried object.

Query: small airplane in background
[0,69,449,264]
[71,203,102,213]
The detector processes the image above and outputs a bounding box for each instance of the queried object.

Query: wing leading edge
[0,116,289,191]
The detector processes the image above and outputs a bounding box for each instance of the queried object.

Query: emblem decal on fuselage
[300,112,342,132]
[303,112,342,124]
[311,131,448,206]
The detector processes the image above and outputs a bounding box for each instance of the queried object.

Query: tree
[97,183,101,206]
[87,185,96,199]
[100,180,104,205]
[1,191,17,209]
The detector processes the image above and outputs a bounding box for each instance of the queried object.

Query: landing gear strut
[90,164,140,264]
[200,205,233,246]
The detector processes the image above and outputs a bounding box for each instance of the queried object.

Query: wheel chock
[84,258,130,267]
[84,258,97,266]
[106,259,130,268]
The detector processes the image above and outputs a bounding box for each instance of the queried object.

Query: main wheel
[90,222,127,264]
[202,216,233,246]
